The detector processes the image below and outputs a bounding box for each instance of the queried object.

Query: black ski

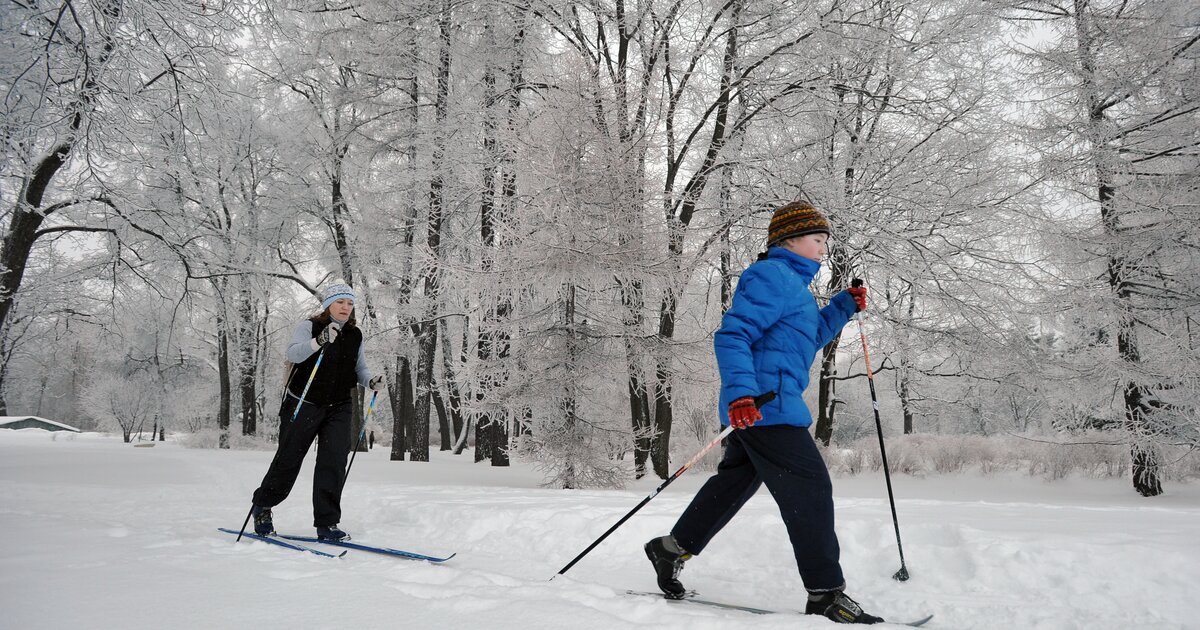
[626,590,933,627]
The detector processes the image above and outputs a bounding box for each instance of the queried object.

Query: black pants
[252,398,352,527]
[670,424,845,592]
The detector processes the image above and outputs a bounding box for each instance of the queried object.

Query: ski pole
[851,279,910,581]
[553,390,776,579]
[236,324,338,542]
[341,390,378,493]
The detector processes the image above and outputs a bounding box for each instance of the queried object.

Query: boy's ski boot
[644,535,692,599]
[805,590,884,624]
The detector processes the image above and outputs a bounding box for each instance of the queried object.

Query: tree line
[2,0,1196,495]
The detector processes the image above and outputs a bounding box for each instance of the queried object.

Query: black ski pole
[552,391,776,579]
[341,390,379,493]
[236,327,337,543]
[851,279,910,581]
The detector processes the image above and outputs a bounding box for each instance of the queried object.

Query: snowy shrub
[821,445,868,476]
[929,443,971,474]
[78,372,162,443]
[817,432,1200,484]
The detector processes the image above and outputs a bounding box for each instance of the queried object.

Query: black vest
[286,319,362,406]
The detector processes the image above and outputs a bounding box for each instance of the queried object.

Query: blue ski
[277,534,455,563]
[218,528,347,558]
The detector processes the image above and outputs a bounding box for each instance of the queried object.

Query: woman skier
[249,280,385,541]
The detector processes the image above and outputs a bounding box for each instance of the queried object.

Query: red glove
[728,396,762,429]
[848,283,867,312]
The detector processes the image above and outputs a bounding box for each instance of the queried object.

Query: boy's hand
[728,396,763,429]
[848,279,867,312]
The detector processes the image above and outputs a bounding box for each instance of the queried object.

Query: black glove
[316,323,340,346]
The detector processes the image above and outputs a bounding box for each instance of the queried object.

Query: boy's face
[781,233,828,262]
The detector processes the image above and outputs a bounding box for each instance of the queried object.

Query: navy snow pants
[252,398,352,528]
[670,424,845,592]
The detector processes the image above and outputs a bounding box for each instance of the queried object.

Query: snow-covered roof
[0,416,83,432]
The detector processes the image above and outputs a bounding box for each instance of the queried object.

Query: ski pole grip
[753,391,776,408]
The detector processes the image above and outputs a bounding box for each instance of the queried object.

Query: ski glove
[728,396,763,429]
[368,375,386,392]
[848,280,867,312]
[316,323,340,346]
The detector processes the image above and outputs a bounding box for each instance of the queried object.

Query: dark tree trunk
[1072,2,1163,496]
[433,385,451,451]
[215,297,231,449]
[409,0,453,464]
[624,334,652,478]
[438,319,464,451]
[814,338,841,446]
[651,6,740,478]
[0,148,71,415]
[899,293,916,434]
[412,323,437,462]
[389,356,414,461]
[814,245,851,446]
[238,289,258,436]
[0,0,121,414]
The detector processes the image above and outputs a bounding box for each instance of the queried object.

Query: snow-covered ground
[1,429,1196,630]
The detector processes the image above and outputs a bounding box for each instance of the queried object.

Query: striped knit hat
[320,280,355,310]
[767,200,830,247]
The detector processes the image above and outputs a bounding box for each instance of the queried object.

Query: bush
[823,432,1200,482]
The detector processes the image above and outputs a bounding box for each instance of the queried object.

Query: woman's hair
[310,308,357,328]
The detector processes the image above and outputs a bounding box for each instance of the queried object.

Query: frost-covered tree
[1008,0,1200,496]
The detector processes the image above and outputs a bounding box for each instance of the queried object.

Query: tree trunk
[899,292,916,434]
[215,293,231,449]
[389,356,413,461]
[652,5,740,477]
[1073,1,1162,496]
[238,286,258,436]
[410,0,453,464]
[433,384,451,451]
[814,245,851,446]
[0,0,121,414]
[814,339,841,446]
[438,318,464,451]
[387,24,422,460]
[0,147,72,414]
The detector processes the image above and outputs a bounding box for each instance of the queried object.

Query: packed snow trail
[2,430,1197,629]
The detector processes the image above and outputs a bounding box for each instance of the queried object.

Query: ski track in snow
[1,430,1196,630]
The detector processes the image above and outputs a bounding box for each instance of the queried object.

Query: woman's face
[781,233,829,262]
[328,298,354,323]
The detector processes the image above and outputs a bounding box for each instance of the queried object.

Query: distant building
[0,416,83,433]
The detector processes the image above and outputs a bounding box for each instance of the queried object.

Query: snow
[1,429,1196,630]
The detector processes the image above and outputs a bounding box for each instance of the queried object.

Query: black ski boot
[316,524,350,541]
[644,535,692,599]
[251,505,275,536]
[805,590,883,624]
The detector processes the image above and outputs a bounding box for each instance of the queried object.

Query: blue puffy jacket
[714,247,858,428]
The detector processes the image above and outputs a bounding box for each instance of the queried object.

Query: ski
[626,590,774,614]
[277,534,456,563]
[218,528,347,558]
[626,590,933,627]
